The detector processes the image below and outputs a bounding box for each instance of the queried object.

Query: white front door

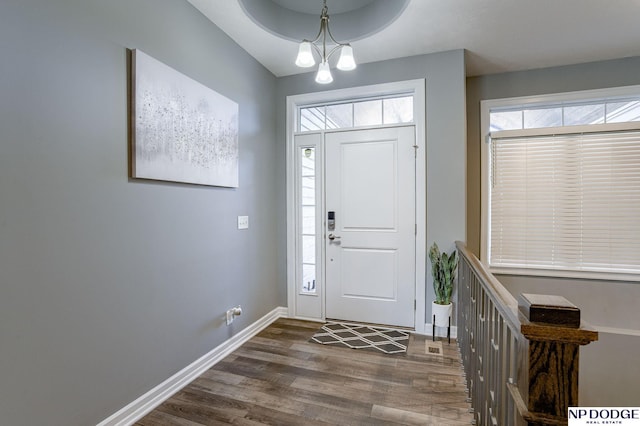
[325,126,416,328]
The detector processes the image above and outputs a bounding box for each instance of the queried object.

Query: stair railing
[455,241,598,426]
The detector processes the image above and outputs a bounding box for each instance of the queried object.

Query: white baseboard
[98,306,288,426]
[425,323,458,339]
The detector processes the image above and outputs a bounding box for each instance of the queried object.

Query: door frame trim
[286,79,427,334]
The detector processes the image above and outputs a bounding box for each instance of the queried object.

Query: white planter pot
[432,302,452,327]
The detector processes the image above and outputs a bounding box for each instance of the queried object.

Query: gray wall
[466,56,640,256]
[0,1,282,425]
[466,57,640,405]
[276,50,467,325]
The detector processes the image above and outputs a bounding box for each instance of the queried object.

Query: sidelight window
[299,147,319,294]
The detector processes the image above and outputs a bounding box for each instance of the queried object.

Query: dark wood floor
[136,318,473,425]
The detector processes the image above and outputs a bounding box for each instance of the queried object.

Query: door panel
[341,248,397,299]
[342,141,397,229]
[325,126,415,328]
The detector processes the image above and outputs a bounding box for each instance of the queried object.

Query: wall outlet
[225,305,242,326]
[237,215,249,230]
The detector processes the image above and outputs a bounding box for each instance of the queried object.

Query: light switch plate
[237,215,249,229]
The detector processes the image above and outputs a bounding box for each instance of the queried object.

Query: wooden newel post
[513,294,598,426]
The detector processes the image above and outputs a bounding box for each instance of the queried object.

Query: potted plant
[429,242,458,328]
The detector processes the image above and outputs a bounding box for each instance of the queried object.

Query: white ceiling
[188,0,640,78]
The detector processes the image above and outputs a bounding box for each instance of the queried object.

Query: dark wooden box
[518,293,581,328]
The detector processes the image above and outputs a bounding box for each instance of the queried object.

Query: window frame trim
[480,84,640,282]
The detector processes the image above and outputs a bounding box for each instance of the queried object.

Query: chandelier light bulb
[315,61,333,84]
[295,41,316,68]
[336,45,356,71]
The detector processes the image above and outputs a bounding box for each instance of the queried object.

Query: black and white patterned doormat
[311,322,410,354]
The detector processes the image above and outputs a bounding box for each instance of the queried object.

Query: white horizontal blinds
[490,130,640,274]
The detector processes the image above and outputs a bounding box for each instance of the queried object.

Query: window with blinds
[484,88,640,280]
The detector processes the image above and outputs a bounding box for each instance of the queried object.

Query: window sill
[488,265,640,283]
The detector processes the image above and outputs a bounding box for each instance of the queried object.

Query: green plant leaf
[429,243,457,305]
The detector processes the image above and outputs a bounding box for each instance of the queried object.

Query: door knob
[328,233,341,241]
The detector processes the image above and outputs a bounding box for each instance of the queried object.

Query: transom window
[482,87,640,281]
[490,99,640,131]
[299,95,413,132]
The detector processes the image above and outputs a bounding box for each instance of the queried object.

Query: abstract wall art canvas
[131,49,239,187]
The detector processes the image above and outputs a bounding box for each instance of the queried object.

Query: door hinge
[415,224,417,235]
[414,300,417,310]
[413,144,419,158]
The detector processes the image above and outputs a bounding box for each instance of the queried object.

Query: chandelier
[294,0,357,84]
